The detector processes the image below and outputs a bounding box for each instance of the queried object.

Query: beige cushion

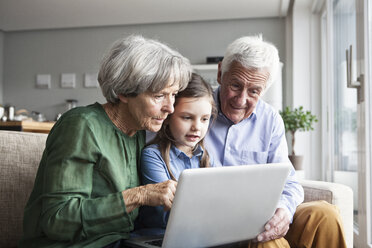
[303,186,333,203]
[0,131,47,248]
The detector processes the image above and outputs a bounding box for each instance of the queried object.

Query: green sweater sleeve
[38,114,136,242]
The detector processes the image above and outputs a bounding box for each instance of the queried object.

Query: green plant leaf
[279,106,318,155]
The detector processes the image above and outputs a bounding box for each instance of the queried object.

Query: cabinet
[192,64,219,89]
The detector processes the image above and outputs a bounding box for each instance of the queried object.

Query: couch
[0,130,354,247]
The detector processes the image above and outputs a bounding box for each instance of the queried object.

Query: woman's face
[168,96,212,156]
[124,82,180,132]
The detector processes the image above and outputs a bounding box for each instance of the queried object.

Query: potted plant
[279,106,318,170]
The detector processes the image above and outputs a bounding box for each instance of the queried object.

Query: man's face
[217,61,269,124]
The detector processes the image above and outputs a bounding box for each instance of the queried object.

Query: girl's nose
[191,120,201,131]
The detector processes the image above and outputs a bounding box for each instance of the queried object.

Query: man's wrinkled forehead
[226,61,270,85]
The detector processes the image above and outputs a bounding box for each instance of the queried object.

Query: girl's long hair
[150,73,217,180]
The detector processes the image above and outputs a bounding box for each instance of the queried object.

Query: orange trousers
[241,201,347,248]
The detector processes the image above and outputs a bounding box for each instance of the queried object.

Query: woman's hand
[141,180,177,211]
[122,180,177,213]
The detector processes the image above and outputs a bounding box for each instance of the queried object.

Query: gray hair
[98,35,192,103]
[221,35,280,91]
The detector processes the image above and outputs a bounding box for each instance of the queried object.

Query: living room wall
[3,17,286,120]
[0,31,3,105]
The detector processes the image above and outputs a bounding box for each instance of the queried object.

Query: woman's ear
[118,94,128,103]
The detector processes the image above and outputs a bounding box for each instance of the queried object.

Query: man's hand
[256,208,290,242]
[122,180,177,213]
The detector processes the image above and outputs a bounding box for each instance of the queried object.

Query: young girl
[138,73,217,229]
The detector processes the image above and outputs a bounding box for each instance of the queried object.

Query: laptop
[125,163,291,248]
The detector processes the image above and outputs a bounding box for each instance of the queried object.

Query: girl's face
[168,96,212,156]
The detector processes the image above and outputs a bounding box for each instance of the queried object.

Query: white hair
[98,35,192,103]
[221,35,280,91]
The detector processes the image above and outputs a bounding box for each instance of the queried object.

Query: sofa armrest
[299,179,353,248]
[0,131,48,247]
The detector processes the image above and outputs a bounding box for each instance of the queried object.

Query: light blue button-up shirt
[138,143,207,228]
[141,144,205,183]
[204,88,304,221]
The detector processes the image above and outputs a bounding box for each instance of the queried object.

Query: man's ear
[118,94,129,103]
[217,62,222,85]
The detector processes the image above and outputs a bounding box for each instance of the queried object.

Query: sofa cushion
[303,186,333,203]
[0,131,47,248]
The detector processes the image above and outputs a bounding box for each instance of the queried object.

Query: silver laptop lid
[162,163,291,248]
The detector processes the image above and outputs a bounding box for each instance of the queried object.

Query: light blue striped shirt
[204,88,304,221]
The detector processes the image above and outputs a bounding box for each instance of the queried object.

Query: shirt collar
[171,144,204,158]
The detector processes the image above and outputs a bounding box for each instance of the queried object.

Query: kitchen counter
[0,120,55,134]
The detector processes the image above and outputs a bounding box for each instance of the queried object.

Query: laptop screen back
[162,163,291,248]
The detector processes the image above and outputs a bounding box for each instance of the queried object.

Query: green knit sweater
[19,102,145,248]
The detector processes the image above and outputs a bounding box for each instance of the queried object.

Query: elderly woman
[19,35,191,247]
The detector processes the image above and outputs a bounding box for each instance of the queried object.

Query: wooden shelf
[0,120,55,134]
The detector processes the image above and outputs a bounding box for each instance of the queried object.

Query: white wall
[289,0,322,180]
[0,30,3,105]
[309,11,322,180]
[284,3,293,109]
[3,18,286,120]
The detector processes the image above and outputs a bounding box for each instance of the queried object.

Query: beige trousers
[238,201,347,248]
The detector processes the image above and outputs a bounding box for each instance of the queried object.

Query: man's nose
[234,90,249,106]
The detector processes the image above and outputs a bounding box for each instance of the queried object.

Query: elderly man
[204,36,346,248]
